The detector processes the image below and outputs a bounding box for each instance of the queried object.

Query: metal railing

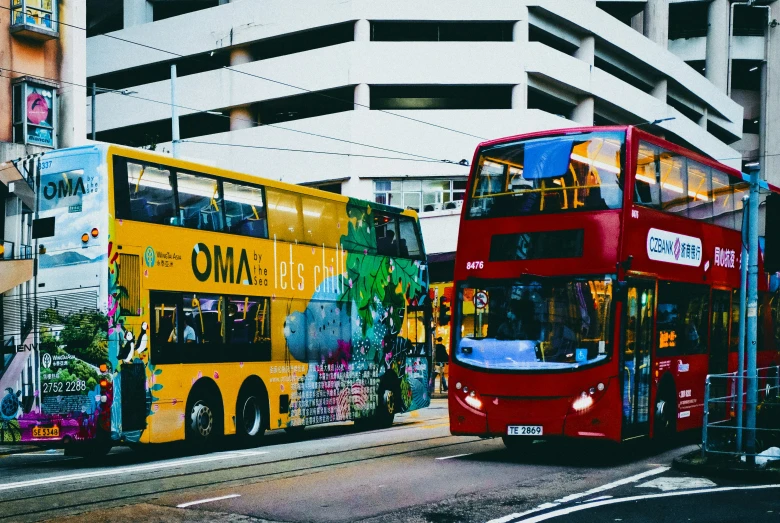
[0,241,32,261]
[702,365,780,459]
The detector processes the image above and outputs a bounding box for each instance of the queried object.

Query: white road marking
[553,466,670,503]
[177,493,241,508]
[580,495,613,503]
[509,484,780,522]
[637,477,716,492]
[0,450,268,492]
[486,466,669,523]
[436,453,473,460]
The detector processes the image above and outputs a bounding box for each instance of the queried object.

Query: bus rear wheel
[236,387,266,444]
[186,393,222,450]
[375,386,397,429]
[654,388,677,442]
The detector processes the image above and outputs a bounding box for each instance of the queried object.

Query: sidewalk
[673,450,780,482]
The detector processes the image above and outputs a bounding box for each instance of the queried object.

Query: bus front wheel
[236,387,266,444]
[654,387,677,441]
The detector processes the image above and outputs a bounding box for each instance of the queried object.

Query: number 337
[466,260,484,270]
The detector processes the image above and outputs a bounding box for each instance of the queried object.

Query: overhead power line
[0,66,466,165]
[0,4,487,141]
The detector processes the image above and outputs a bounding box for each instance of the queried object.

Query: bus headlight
[465,392,483,410]
[572,392,594,412]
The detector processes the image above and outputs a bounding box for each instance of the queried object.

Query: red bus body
[449,126,780,443]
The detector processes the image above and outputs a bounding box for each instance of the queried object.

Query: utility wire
[0,5,487,141]
[0,65,466,164]
[181,140,459,164]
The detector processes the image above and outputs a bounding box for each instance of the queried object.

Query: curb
[672,450,780,483]
[0,446,39,457]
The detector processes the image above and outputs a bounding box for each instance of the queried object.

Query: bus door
[709,289,731,420]
[622,280,655,438]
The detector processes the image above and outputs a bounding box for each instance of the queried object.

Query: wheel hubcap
[191,401,213,437]
[383,390,395,415]
[242,396,262,436]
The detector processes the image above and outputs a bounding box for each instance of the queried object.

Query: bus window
[176,172,223,232]
[658,153,689,216]
[149,294,181,364]
[187,294,222,345]
[468,131,624,219]
[711,170,734,229]
[301,196,342,246]
[124,161,176,225]
[175,172,221,231]
[223,181,268,239]
[634,142,661,209]
[732,179,750,232]
[375,213,399,256]
[228,296,271,361]
[730,288,740,352]
[687,160,713,221]
[400,307,428,356]
[267,188,303,243]
[397,216,422,258]
[656,282,709,356]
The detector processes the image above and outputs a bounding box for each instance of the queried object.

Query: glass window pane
[375,213,398,256]
[403,180,421,191]
[267,188,302,243]
[404,192,421,212]
[469,131,624,218]
[375,180,391,192]
[374,194,388,205]
[185,294,222,345]
[223,181,267,238]
[127,162,176,225]
[635,142,660,208]
[686,160,712,221]
[453,180,467,191]
[398,216,423,258]
[301,195,345,246]
[711,170,734,228]
[387,192,402,208]
[228,296,271,361]
[177,172,223,231]
[659,152,688,216]
[732,180,750,232]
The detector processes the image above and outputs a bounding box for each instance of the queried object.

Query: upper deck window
[468,131,624,219]
[634,141,749,230]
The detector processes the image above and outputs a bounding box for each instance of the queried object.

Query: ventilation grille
[118,254,141,316]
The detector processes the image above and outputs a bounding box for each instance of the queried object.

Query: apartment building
[1,0,86,406]
[86,0,768,287]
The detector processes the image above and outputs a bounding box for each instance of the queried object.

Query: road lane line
[177,493,241,508]
[486,466,669,523]
[507,484,780,522]
[553,466,670,503]
[436,453,473,460]
[0,451,267,492]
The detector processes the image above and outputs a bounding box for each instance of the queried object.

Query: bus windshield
[468,131,625,219]
[456,277,613,370]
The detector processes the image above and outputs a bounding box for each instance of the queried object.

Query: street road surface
[0,399,776,522]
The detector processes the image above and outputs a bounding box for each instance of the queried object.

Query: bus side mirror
[764,193,780,273]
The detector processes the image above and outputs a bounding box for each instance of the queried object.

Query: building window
[12,80,57,148]
[10,0,59,40]
[374,179,466,213]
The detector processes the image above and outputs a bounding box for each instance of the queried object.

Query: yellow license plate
[32,426,59,438]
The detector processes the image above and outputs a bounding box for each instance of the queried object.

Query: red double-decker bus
[449,125,780,446]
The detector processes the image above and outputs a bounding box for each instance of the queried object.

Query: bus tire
[375,377,399,429]
[236,384,266,445]
[654,384,676,442]
[185,388,222,450]
[65,433,112,461]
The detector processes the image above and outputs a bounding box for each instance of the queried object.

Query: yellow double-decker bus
[0,144,432,454]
